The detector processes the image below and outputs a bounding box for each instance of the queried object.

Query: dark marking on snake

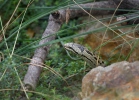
[93,56,98,60]
[82,55,96,66]
[86,50,94,57]
[68,46,79,55]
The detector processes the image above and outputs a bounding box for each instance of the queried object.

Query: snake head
[64,43,86,55]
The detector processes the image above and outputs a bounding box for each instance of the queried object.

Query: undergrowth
[0,0,139,100]
[0,0,92,99]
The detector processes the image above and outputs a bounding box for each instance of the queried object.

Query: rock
[79,61,139,100]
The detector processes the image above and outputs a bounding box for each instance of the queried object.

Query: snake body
[64,43,105,67]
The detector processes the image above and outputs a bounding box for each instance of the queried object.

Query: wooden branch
[23,13,65,89]
[117,12,139,25]
[112,0,139,9]
[69,1,117,18]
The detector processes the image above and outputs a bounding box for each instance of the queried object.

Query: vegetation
[0,0,139,99]
[0,0,92,99]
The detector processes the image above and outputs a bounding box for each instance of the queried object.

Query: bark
[23,0,117,91]
[69,1,117,18]
[117,11,139,25]
[112,0,139,9]
[23,12,65,90]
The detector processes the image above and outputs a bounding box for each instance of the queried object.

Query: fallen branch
[112,0,139,9]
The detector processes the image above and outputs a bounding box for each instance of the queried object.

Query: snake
[64,43,105,67]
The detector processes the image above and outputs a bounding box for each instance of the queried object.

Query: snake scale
[64,43,105,67]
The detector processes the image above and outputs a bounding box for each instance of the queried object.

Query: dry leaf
[26,28,35,38]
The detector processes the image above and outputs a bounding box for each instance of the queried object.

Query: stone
[79,61,139,100]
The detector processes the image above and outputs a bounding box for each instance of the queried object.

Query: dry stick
[23,1,117,91]
[117,12,139,25]
[112,0,139,9]
[23,13,65,90]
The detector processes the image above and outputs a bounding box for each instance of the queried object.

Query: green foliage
[0,0,92,99]
[1,0,139,99]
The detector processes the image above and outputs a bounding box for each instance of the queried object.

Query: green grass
[0,0,139,99]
